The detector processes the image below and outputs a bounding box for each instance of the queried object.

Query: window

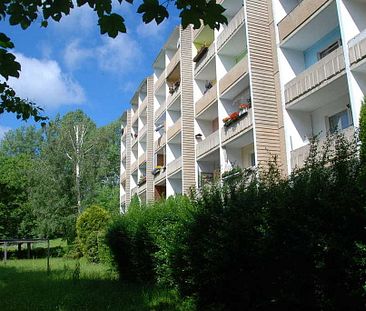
[328,110,351,134]
[318,40,341,60]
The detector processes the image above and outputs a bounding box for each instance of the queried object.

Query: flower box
[138,176,146,187]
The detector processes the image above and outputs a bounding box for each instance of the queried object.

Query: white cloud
[64,40,93,69]
[136,21,168,39]
[9,53,85,109]
[96,36,143,73]
[63,35,143,74]
[0,126,11,141]
[51,5,96,34]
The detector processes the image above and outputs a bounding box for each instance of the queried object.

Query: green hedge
[106,133,366,310]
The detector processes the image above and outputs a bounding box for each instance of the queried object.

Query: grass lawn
[0,258,186,311]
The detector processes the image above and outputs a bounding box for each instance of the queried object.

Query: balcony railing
[166,49,180,77]
[132,135,138,146]
[155,133,166,150]
[138,182,146,193]
[138,153,146,166]
[139,97,148,114]
[121,171,126,181]
[131,160,138,173]
[278,0,329,43]
[221,109,253,143]
[284,47,345,104]
[154,70,166,92]
[290,126,355,170]
[195,43,216,76]
[167,86,181,109]
[121,150,126,160]
[131,186,138,196]
[167,118,182,141]
[195,85,217,117]
[154,168,166,183]
[219,55,248,95]
[217,7,245,51]
[131,111,138,125]
[167,156,182,176]
[155,102,166,121]
[121,194,126,203]
[196,130,220,158]
[349,28,366,66]
[140,124,147,138]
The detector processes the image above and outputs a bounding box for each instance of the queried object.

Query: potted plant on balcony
[152,165,164,176]
[223,111,240,127]
[239,103,250,116]
[169,81,180,95]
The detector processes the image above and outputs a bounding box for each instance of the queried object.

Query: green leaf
[0,33,14,49]
[98,14,126,38]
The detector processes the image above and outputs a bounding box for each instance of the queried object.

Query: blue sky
[0,1,179,138]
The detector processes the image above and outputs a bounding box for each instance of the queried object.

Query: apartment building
[120,0,366,211]
[273,0,366,170]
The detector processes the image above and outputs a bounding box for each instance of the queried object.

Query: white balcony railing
[121,150,126,160]
[196,130,220,158]
[155,102,166,121]
[284,47,345,104]
[138,182,146,193]
[121,194,126,203]
[167,156,182,176]
[139,97,148,114]
[195,43,216,76]
[154,133,166,150]
[217,7,245,51]
[219,55,248,95]
[140,124,147,138]
[138,153,146,165]
[131,186,138,196]
[167,118,182,141]
[221,109,253,143]
[291,126,355,170]
[349,28,366,66]
[166,49,180,76]
[154,70,166,92]
[195,85,217,117]
[167,86,181,109]
[121,171,126,181]
[131,160,138,173]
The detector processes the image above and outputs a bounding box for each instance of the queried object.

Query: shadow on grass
[0,263,181,311]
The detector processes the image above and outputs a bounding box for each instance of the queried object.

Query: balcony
[195,43,216,76]
[166,49,180,77]
[221,109,253,143]
[284,47,345,105]
[131,160,138,173]
[278,0,330,43]
[154,70,165,93]
[155,102,166,121]
[155,133,166,150]
[349,29,366,67]
[121,171,126,181]
[131,111,139,126]
[131,135,138,147]
[196,130,220,159]
[167,118,181,141]
[138,182,146,193]
[131,186,138,196]
[154,168,166,184]
[167,85,181,109]
[219,55,248,95]
[121,150,126,160]
[140,124,147,138]
[167,156,182,177]
[139,97,148,115]
[217,7,245,51]
[290,126,355,170]
[138,153,146,166]
[121,194,126,204]
[196,85,217,117]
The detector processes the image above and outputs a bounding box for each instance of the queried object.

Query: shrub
[105,196,194,284]
[76,205,111,263]
[170,134,366,310]
[360,97,366,164]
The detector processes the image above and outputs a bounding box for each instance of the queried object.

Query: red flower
[223,116,230,122]
[229,111,239,120]
[239,103,250,110]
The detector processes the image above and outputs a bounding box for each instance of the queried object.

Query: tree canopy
[0,0,227,122]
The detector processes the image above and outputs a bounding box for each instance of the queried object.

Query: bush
[105,196,194,284]
[172,134,366,310]
[360,97,366,164]
[76,205,111,263]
